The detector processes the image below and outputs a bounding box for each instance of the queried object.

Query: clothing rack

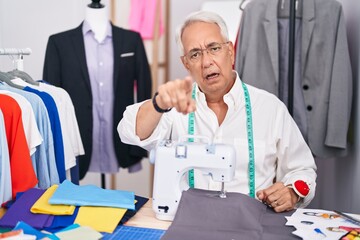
[0,48,32,71]
[0,48,32,55]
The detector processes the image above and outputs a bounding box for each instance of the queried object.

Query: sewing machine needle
[219,182,226,198]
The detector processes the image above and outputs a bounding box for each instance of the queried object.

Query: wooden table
[124,199,172,230]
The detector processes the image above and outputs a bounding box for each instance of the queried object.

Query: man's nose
[201,49,214,66]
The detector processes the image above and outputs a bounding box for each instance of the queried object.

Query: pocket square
[120,52,135,57]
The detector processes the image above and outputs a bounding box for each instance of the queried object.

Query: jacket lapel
[72,23,92,93]
[301,0,315,77]
[263,0,280,83]
[112,24,123,90]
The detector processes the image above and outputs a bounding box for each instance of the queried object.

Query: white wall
[0,0,90,78]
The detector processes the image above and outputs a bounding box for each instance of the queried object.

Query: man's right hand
[155,76,196,114]
[136,76,196,140]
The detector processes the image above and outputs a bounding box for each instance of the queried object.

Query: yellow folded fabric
[31,185,75,215]
[74,206,127,233]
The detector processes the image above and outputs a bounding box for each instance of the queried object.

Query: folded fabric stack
[0,180,147,240]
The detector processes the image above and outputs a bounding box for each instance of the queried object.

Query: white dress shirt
[118,72,317,207]
[37,82,85,170]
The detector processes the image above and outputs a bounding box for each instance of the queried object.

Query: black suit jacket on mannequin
[43,23,152,179]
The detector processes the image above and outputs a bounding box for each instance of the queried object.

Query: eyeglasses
[183,42,230,64]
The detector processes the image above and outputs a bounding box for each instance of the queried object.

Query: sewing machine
[149,136,236,221]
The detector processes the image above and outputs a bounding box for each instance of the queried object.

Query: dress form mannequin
[85,0,109,42]
[43,0,152,183]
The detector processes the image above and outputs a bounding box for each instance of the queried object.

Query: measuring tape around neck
[187,81,255,198]
[187,86,196,188]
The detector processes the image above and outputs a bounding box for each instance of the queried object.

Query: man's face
[181,21,235,98]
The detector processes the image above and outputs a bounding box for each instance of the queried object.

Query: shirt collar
[194,71,244,110]
[82,20,112,38]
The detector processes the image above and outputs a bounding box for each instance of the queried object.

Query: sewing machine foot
[219,182,227,198]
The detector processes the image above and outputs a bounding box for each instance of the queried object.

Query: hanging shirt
[0,94,38,198]
[118,72,317,207]
[82,20,119,173]
[37,82,85,170]
[277,17,308,141]
[0,110,12,204]
[0,90,43,156]
[0,82,58,188]
[11,78,66,183]
[234,0,352,158]
[129,0,164,40]
[0,90,43,189]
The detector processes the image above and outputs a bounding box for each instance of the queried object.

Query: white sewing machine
[149,136,236,221]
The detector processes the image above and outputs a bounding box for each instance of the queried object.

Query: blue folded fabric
[55,223,80,233]
[49,180,135,210]
[44,207,79,233]
[13,221,59,240]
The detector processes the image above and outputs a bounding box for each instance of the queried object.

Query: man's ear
[228,41,235,65]
[181,56,191,71]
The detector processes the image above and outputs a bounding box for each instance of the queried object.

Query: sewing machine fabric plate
[102,225,165,240]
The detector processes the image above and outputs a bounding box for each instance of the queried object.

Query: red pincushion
[294,180,310,197]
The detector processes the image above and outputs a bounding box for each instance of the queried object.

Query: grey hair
[175,11,229,56]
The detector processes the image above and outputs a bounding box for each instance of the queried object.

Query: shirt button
[99,62,103,66]
[307,105,312,111]
[99,82,104,87]
[303,85,309,90]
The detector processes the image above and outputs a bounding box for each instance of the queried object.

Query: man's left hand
[256,182,299,212]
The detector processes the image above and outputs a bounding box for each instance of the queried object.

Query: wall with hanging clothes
[235,0,353,158]
[0,52,84,206]
[234,0,359,213]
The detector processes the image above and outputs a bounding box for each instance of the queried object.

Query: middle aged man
[118,11,317,212]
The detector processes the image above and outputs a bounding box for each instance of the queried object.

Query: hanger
[0,71,24,89]
[88,0,104,9]
[7,69,39,86]
[239,0,247,11]
[277,0,302,19]
[5,54,39,86]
